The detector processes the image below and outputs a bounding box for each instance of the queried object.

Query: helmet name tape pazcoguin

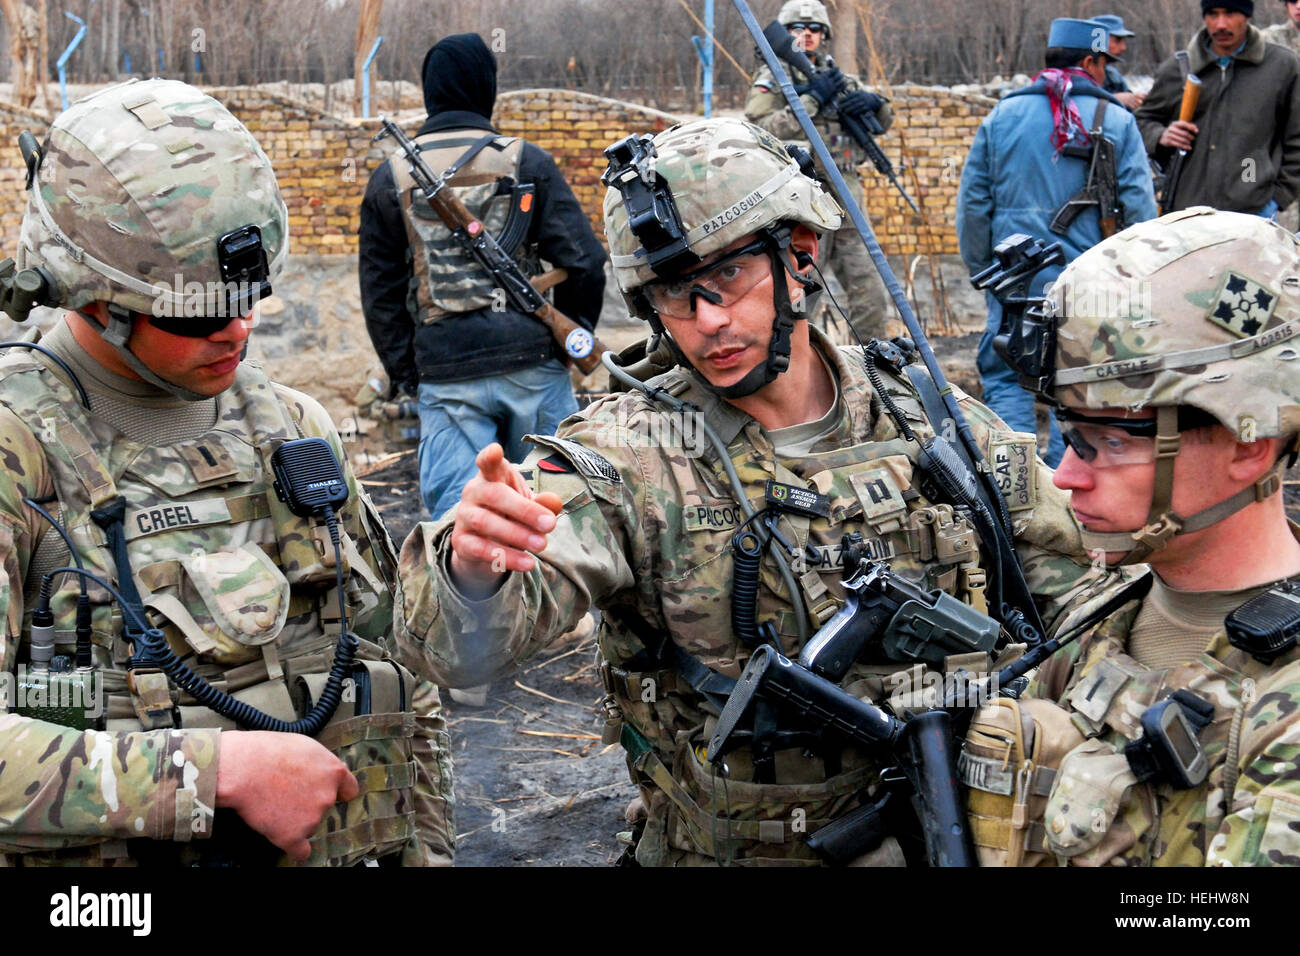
[603,118,841,305]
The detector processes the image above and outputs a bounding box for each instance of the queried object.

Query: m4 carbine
[373,117,609,374]
[1050,103,1123,239]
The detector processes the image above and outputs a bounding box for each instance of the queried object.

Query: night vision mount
[971,234,1065,400]
[602,134,701,279]
[0,131,58,324]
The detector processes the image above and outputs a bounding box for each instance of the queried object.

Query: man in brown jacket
[1136,1,1300,216]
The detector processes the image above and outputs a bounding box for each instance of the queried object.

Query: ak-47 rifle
[764,22,919,213]
[373,117,609,374]
[1050,102,1123,239]
[1158,74,1202,215]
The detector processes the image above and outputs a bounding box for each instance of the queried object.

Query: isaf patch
[1208,272,1278,338]
[990,438,1036,512]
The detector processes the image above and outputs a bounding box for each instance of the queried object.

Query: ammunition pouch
[961,696,1084,866]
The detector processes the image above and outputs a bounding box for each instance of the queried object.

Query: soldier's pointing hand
[450,442,563,594]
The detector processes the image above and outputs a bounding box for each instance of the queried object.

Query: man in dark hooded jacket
[359,33,606,520]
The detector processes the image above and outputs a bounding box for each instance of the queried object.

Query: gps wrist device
[1123,690,1213,790]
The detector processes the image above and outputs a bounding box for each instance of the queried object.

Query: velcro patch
[544,438,622,483]
[765,480,830,519]
[1208,272,1278,338]
[126,498,232,541]
[683,502,745,533]
[850,467,905,520]
[537,455,574,474]
[990,438,1036,512]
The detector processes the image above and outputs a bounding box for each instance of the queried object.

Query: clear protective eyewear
[642,237,774,319]
[1055,407,1220,468]
[1056,410,1158,467]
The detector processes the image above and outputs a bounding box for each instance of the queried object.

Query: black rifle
[707,644,975,867]
[373,117,608,374]
[765,22,918,212]
[707,536,1125,867]
[1050,103,1123,238]
[738,2,1048,654]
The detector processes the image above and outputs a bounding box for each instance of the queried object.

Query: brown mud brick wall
[0,85,995,434]
[0,85,995,259]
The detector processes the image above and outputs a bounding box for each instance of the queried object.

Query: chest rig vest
[988,572,1292,867]
[391,129,534,322]
[0,354,419,866]
[589,340,1033,865]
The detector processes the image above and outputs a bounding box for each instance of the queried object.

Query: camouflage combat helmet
[17,78,288,399]
[603,118,841,296]
[1047,207,1300,562]
[602,117,841,398]
[778,0,833,39]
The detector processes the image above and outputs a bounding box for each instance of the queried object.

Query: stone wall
[862,84,997,258]
[0,84,994,260]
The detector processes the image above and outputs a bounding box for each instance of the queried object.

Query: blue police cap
[1048,17,1109,54]
[1090,14,1134,38]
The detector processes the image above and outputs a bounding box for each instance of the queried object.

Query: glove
[807,67,846,108]
[838,89,883,120]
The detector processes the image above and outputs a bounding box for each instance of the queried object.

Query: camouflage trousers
[816,219,892,345]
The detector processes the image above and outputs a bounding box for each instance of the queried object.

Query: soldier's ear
[789,225,819,274]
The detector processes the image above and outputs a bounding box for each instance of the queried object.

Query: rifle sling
[1049,98,1114,226]
[438,133,501,181]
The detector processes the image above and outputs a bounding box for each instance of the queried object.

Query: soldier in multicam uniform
[393,117,1094,866]
[1264,1,1300,231]
[967,209,1300,866]
[744,0,894,345]
[1263,0,1300,53]
[0,80,453,866]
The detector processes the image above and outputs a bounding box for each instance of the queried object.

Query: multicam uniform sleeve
[744,67,825,141]
[393,406,647,689]
[953,391,1101,629]
[1207,662,1300,866]
[273,384,456,866]
[0,406,219,847]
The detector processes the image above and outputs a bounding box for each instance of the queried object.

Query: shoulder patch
[544,437,622,483]
[536,455,574,474]
[989,436,1036,512]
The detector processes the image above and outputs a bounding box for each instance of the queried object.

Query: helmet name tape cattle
[1046,207,1300,562]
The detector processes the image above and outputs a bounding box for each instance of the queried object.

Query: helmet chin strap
[83,305,216,403]
[1080,405,1287,566]
[648,238,820,401]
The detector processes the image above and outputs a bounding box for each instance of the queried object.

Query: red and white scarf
[1033,67,1096,155]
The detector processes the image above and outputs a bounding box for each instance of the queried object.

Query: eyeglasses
[643,238,774,319]
[1056,411,1158,467]
[1055,407,1220,468]
[788,22,824,33]
[147,311,253,338]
